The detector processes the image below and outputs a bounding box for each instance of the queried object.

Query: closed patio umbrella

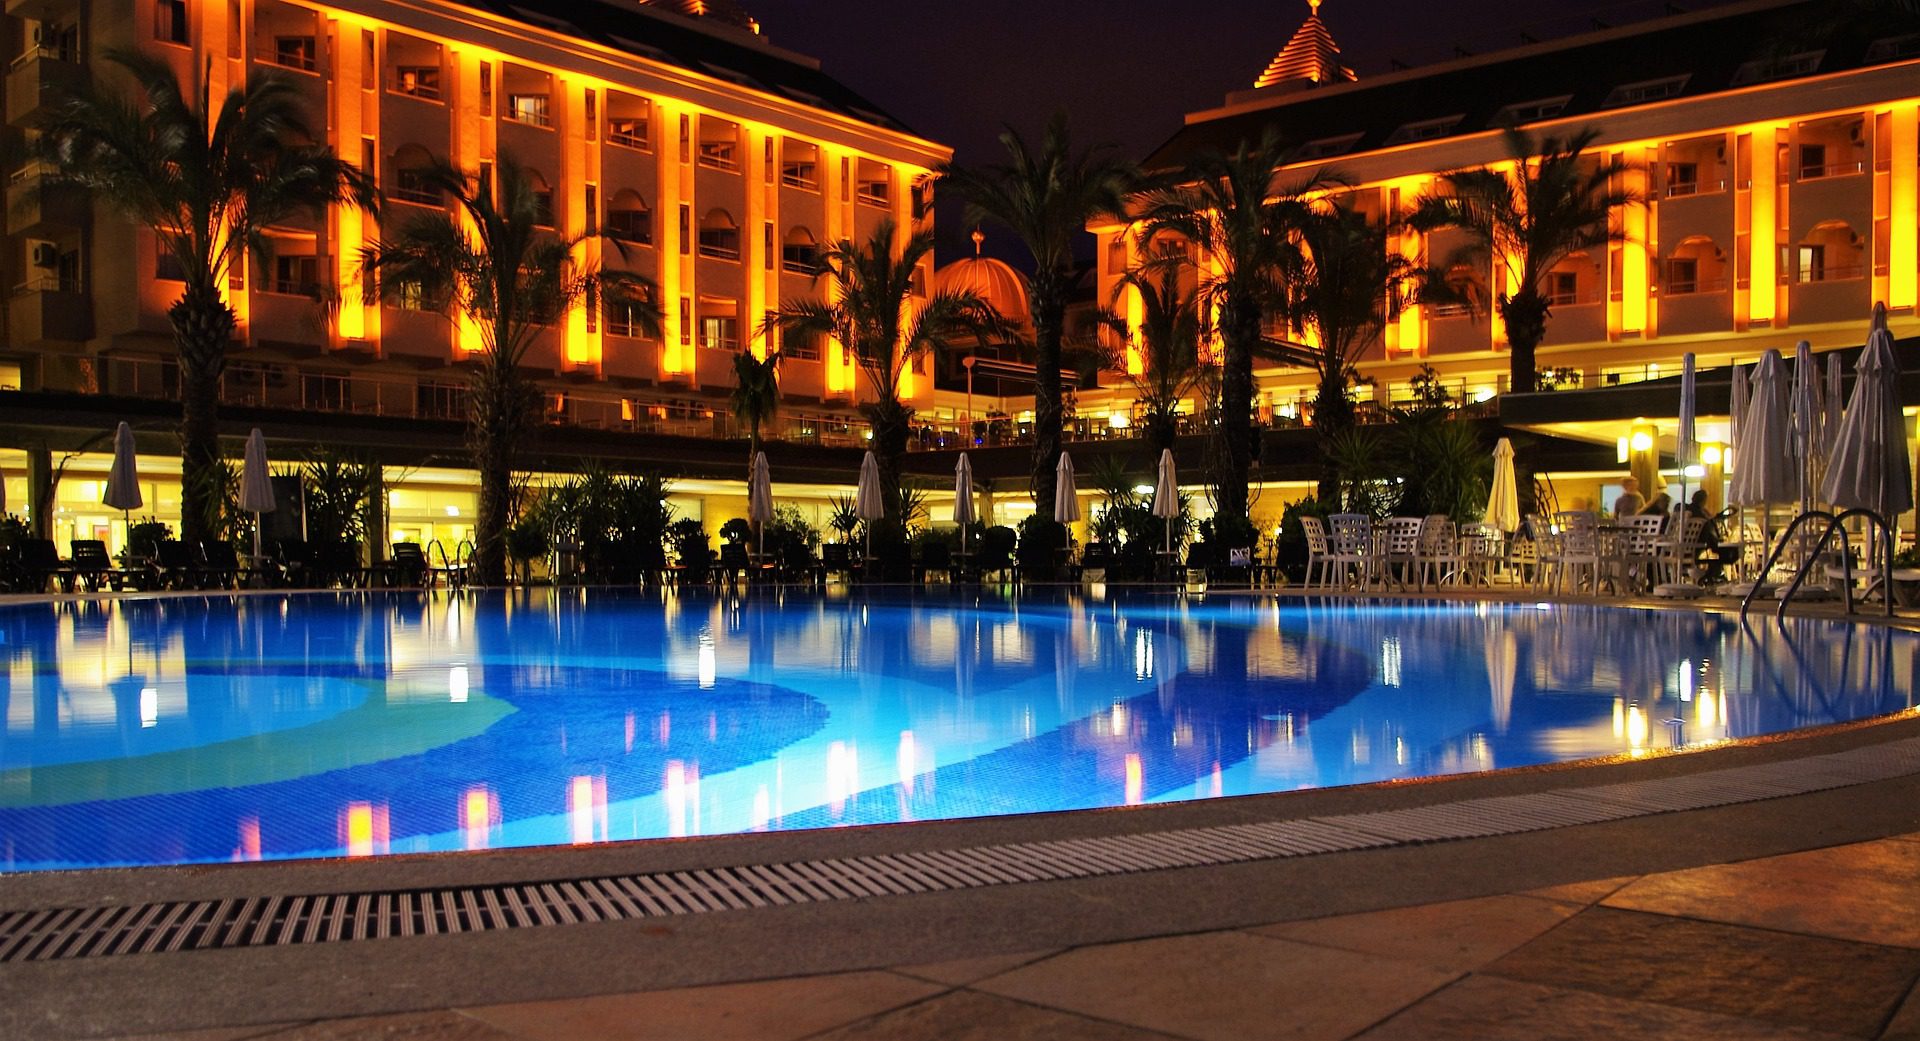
[747,451,774,558]
[1821,303,1913,534]
[855,450,884,557]
[240,428,276,564]
[1729,362,1748,464]
[103,421,143,544]
[1676,353,1697,503]
[953,453,976,546]
[1791,340,1821,514]
[1053,452,1080,526]
[1151,448,1179,556]
[1730,349,1793,508]
[1825,352,1845,464]
[1485,438,1520,534]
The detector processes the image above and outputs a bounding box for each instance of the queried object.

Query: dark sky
[745,0,1738,262]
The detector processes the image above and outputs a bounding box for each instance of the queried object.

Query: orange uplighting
[1745,124,1779,324]
[342,802,390,858]
[462,785,498,850]
[1618,148,1649,335]
[1891,104,1919,311]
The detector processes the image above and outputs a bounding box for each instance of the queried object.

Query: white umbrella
[1825,352,1845,463]
[747,451,774,558]
[953,453,976,544]
[1730,349,1794,508]
[1485,437,1520,534]
[1151,448,1179,555]
[1821,303,1914,528]
[1053,452,1080,525]
[1729,362,1749,462]
[240,428,276,563]
[1677,353,1698,505]
[855,450,884,557]
[1791,340,1821,514]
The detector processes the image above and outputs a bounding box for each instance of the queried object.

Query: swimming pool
[0,590,1911,872]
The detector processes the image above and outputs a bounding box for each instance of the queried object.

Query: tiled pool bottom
[2,589,1914,871]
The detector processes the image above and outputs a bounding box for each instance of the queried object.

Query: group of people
[1610,476,1737,583]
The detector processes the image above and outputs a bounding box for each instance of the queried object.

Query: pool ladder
[1739,508,1894,621]
[427,539,474,590]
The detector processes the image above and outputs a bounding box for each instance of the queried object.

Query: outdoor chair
[153,540,201,590]
[1618,514,1668,593]
[20,539,75,593]
[1654,513,1708,587]
[390,543,430,587]
[429,540,471,590]
[1299,517,1335,588]
[1080,542,1114,581]
[1376,517,1424,591]
[197,541,244,589]
[1415,516,1464,589]
[1184,541,1214,584]
[275,538,315,587]
[1457,523,1503,586]
[311,542,365,588]
[1327,514,1373,590]
[68,540,123,592]
[779,542,824,587]
[1544,524,1601,594]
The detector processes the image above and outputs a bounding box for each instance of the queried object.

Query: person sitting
[1613,476,1645,518]
[1639,491,1672,522]
[1687,490,1738,583]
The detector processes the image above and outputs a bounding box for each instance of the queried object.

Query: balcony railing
[1662,179,1727,198]
[696,144,738,171]
[1798,160,1865,181]
[607,124,647,149]
[1661,277,1728,297]
[1790,264,1865,284]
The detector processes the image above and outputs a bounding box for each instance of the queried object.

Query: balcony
[6,167,87,236]
[9,276,90,343]
[6,49,85,125]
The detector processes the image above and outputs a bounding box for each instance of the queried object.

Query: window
[397,280,429,310]
[416,382,464,420]
[274,36,316,71]
[1545,271,1578,306]
[700,313,739,351]
[393,152,438,205]
[678,296,690,345]
[763,223,774,270]
[584,185,597,236]
[156,0,189,44]
[584,90,596,139]
[394,66,440,100]
[507,93,549,127]
[478,161,493,202]
[1866,33,1920,63]
[156,251,187,282]
[271,255,322,295]
[697,210,739,260]
[855,177,890,207]
[1493,96,1570,126]
[678,205,690,255]
[604,300,650,338]
[781,159,817,189]
[531,186,554,228]
[361,137,376,182]
[1796,244,1826,284]
[478,64,492,109]
[1384,115,1463,146]
[607,194,651,245]
[1666,258,1699,295]
[678,114,691,164]
[1665,161,1698,196]
[361,31,375,91]
[698,139,737,171]
[1291,134,1361,162]
[609,117,647,148]
[1603,74,1688,108]
[1732,51,1822,86]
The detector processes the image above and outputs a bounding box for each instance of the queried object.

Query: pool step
[3,735,1917,964]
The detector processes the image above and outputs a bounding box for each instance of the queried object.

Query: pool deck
[3,588,1919,1040]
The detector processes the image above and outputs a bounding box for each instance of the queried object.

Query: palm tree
[765,217,998,524]
[34,52,374,542]
[1137,128,1325,534]
[730,348,782,463]
[1098,262,1207,457]
[1408,127,1635,394]
[939,114,1136,520]
[1279,204,1417,501]
[360,154,658,585]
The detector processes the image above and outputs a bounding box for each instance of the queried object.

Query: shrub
[1016,516,1068,579]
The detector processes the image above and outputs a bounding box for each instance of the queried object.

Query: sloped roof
[1148,0,1916,171]
[455,0,917,136]
[1254,0,1356,91]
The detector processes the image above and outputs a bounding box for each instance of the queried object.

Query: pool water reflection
[0,591,1912,871]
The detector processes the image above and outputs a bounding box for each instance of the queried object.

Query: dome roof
[935,255,1029,322]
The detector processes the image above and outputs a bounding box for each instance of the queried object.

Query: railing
[392,184,440,206]
[503,98,550,127]
[696,145,738,171]
[1662,179,1727,198]
[270,45,317,72]
[1790,264,1865,285]
[855,185,890,207]
[781,166,817,190]
[1798,160,1865,181]
[607,126,647,149]
[13,275,81,295]
[10,44,80,70]
[696,237,739,261]
[1661,277,1728,297]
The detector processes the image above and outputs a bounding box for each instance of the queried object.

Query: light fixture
[1701,444,1723,465]
[1683,464,1705,478]
[445,505,460,516]
[1132,484,1154,496]
[1617,435,1630,463]
[1630,430,1654,453]
[1473,386,1494,403]
[1108,412,1129,429]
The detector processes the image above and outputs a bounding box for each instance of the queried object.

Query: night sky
[744,0,1744,263]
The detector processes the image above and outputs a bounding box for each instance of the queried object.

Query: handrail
[1739,508,1894,621]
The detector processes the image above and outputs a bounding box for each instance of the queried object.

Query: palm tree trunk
[1029,288,1066,521]
[469,351,529,586]
[1500,289,1549,394]
[168,282,235,545]
[1313,374,1354,503]
[1216,296,1261,524]
[867,397,910,527]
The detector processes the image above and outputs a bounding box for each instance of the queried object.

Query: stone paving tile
[251,1012,522,1041]
[1519,875,1640,906]
[890,949,1061,987]
[1881,980,1920,1040]
[1604,839,1920,949]
[1484,906,1920,1037]
[458,972,943,1041]
[973,929,1457,1041]
[807,990,1187,1041]
[1247,894,1580,973]
[1353,975,1860,1040]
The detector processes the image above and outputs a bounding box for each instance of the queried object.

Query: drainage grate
[3,735,1916,965]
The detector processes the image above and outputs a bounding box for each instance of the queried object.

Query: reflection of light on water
[233,816,261,862]
[1109,702,1128,738]
[1696,690,1720,728]
[897,730,918,793]
[1350,729,1371,764]
[752,786,772,831]
[1613,698,1626,739]
[1134,629,1154,680]
[1626,705,1649,751]
[1678,659,1694,702]
[624,711,635,753]
[1380,637,1402,688]
[342,802,388,858]
[827,741,858,815]
[569,774,607,844]
[139,686,157,728]
[462,785,496,850]
[698,634,716,690]
[448,665,469,704]
[1395,737,1408,766]
[664,762,696,838]
[1124,753,1143,805]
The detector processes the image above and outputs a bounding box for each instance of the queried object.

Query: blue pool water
[0,590,1912,872]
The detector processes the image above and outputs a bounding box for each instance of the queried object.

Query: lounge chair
[69,540,123,591]
[390,542,430,587]
[153,540,200,589]
[197,540,244,589]
[20,539,76,592]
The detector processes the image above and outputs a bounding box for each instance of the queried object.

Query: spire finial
[971,227,985,257]
[1308,0,1321,13]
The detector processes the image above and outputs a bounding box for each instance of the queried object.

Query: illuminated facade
[0,0,948,545]
[1090,0,1920,422]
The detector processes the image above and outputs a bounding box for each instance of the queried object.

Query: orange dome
[934,255,1030,322]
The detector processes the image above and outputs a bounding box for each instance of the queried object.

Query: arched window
[1795,221,1863,284]
[1545,252,1600,306]
[781,226,817,274]
[391,144,439,206]
[698,208,739,260]
[1434,264,1485,317]
[1664,236,1726,295]
[607,189,651,246]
